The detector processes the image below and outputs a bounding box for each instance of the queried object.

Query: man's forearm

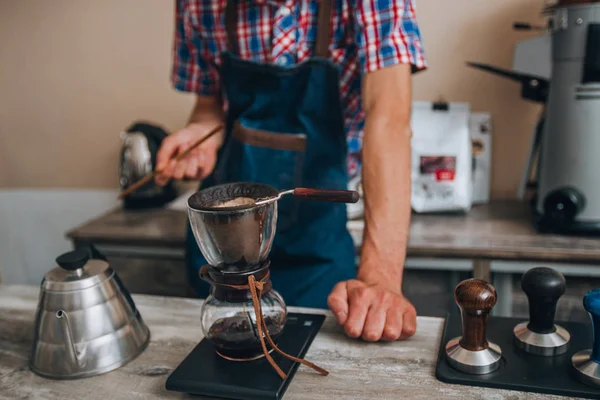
[358,64,412,293]
[359,118,411,291]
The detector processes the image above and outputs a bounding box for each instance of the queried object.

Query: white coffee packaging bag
[411,101,473,213]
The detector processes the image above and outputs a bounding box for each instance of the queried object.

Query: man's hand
[155,95,224,186]
[154,122,222,186]
[328,279,416,342]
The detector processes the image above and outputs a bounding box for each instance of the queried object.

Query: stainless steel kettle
[30,248,150,379]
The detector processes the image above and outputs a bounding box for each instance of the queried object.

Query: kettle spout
[56,310,86,368]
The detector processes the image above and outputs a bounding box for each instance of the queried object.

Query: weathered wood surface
[66,201,600,265]
[0,285,575,399]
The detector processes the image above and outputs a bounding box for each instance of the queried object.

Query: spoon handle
[293,188,359,204]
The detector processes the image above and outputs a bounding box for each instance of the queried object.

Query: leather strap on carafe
[247,275,329,379]
[225,0,332,58]
[199,265,329,379]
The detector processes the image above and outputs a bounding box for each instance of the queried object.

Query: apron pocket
[232,122,306,232]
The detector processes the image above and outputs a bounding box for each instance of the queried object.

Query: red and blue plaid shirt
[172,0,426,178]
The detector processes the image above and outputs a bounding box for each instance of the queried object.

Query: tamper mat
[166,313,325,400]
[436,313,600,399]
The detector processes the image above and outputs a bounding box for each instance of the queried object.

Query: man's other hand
[327,279,417,342]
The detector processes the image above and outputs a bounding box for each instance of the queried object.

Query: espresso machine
[469,0,600,235]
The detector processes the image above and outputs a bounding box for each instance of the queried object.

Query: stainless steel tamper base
[513,322,570,356]
[572,350,600,388]
[445,337,502,375]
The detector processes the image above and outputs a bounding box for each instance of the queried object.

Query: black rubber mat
[436,313,600,399]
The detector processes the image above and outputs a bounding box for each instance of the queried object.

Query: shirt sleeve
[171,0,220,95]
[352,0,427,74]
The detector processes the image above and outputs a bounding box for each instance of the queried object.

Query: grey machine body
[535,3,600,233]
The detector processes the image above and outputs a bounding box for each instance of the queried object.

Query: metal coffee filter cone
[187,182,278,271]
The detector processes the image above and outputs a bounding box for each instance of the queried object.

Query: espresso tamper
[572,289,600,388]
[513,267,570,356]
[446,279,502,374]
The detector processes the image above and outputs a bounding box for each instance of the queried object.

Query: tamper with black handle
[445,279,502,374]
[513,267,570,355]
[572,289,600,388]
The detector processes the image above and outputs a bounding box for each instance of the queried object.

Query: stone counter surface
[0,285,573,399]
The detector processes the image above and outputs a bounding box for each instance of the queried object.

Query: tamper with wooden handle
[572,289,600,388]
[445,279,502,374]
[513,267,570,355]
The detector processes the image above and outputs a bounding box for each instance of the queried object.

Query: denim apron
[186,0,355,309]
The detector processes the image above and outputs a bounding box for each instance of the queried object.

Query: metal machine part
[119,122,178,209]
[513,267,571,355]
[120,132,153,190]
[30,248,150,379]
[468,2,600,235]
[513,33,552,80]
[573,289,600,388]
[445,279,502,375]
[535,3,600,233]
[466,62,549,104]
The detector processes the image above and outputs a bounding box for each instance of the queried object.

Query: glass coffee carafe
[188,183,286,361]
[200,262,287,359]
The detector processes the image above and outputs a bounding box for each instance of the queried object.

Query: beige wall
[0,0,546,198]
[0,0,194,188]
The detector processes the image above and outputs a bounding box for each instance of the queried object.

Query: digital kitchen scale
[165,313,325,400]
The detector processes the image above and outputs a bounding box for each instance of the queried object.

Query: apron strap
[225,0,239,55]
[314,0,333,58]
[224,0,332,58]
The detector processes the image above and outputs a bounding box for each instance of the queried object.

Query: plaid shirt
[172,0,426,178]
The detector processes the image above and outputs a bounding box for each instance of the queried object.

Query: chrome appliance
[119,121,177,209]
[468,0,600,235]
[30,248,150,379]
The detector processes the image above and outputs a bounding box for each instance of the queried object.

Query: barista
[156,0,426,342]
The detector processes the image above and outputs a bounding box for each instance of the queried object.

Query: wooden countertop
[66,207,188,249]
[66,201,600,264]
[0,285,571,399]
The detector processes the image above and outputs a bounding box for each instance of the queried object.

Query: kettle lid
[42,248,112,292]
